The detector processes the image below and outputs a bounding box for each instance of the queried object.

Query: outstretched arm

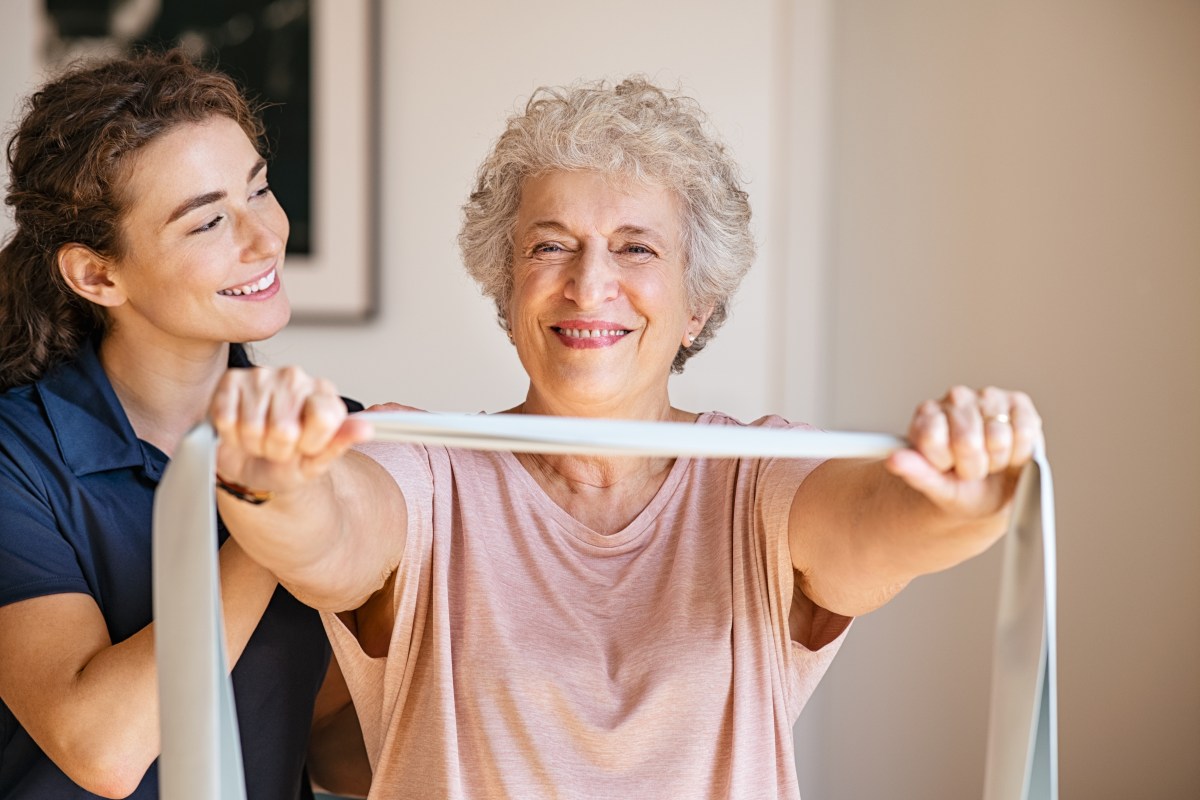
[210,367,406,612]
[789,386,1042,617]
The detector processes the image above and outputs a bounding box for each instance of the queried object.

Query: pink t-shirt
[323,412,851,799]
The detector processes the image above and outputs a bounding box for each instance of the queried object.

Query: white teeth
[559,327,626,338]
[219,269,276,296]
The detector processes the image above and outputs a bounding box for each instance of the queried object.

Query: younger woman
[0,51,362,798]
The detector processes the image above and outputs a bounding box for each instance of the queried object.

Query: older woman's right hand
[209,366,373,497]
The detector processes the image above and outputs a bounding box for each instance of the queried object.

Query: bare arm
[789,386,1041,617]
[307,657,372,798]
[0,540,275,798]
[209,367,407,612]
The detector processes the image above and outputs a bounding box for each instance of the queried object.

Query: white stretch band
[361,410,909,458]
[152,413,1057,800]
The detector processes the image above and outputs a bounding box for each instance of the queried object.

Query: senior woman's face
[508,170,708,415]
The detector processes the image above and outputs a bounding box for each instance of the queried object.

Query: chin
[238,302,292,343]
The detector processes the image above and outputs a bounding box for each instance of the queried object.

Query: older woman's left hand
[885,385,1042,520]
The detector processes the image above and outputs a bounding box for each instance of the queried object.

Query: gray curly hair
[458,76,755,373]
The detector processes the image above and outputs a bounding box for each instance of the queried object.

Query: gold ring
[984,412,1011,425]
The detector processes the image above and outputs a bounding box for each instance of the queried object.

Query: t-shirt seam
[0,577,93,608]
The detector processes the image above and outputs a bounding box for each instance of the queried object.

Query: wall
[821,1,1200,798]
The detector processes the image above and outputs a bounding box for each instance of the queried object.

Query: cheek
[630,272,689,319]
[509,266,556,313]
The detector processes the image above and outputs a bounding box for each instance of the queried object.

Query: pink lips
[551,320,631,349]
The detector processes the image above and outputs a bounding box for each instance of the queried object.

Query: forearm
[791,458,1013,616]
[217,451,403,611]
[308,701,372,798]
[35,541,276,796]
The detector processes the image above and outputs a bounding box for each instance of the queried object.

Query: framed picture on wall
[38,0,379,322]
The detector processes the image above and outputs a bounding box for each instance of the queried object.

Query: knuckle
[910,413,946,444]
[980,385,1005,405]
[909,425,937,450]
[279,365,309,388]
[308,401,343,427]
[947,384,975,406]
[239,419,265,438]
[215,370,239,392]
[952,431,985,454]
[251,366,274,388]
[917,399,941,418]
[267,419,300,441]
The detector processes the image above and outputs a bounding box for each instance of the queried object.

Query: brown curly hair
[0,49,265,391]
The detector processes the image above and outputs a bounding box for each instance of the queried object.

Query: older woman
[212,78,1041,799]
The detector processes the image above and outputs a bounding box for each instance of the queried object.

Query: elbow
[798,569,910,619]
[47,734,153,798]
[70,759,149,799]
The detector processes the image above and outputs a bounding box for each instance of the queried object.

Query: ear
[57,244,126,308]
[683,304,715,347]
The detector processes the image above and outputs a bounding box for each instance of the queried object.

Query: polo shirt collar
[34,342,251,478]
[37,339,146,477]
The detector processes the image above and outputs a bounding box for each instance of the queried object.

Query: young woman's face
[507,169,708,416]
[105,116,290,348]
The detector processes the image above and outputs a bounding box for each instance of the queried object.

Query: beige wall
[2,1,1197,797]
[821,1,1200,798]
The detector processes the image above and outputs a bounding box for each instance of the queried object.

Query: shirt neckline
[493,411,717,549]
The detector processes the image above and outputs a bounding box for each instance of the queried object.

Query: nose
[562,244,618,309]
[239,208,287,261]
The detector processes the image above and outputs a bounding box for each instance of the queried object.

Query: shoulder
[0,384,58,479]
[0,382,45,427]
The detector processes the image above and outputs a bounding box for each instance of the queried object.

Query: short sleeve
[0,438,91,607]
[320,440,437,761]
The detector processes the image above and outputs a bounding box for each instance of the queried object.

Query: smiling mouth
[552,326,630,339]
[218,269,276,296]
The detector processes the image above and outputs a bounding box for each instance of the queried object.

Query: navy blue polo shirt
[0,341,356,799]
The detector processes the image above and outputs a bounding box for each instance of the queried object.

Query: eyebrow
[164,158,268,226]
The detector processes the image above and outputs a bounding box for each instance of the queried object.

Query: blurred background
[2,1,1197,798]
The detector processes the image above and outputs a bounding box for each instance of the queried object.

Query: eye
[620,243,657,261]
[533,242,565,254]
[251,184,272,199]
[190,215,225,234]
